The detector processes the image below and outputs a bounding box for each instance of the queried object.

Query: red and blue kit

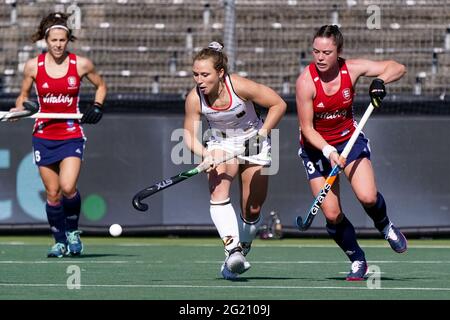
[299,59,371,179]
[33,52,84,140]
[304,58,355,147]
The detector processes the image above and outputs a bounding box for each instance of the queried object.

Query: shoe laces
[385,224,398,241]
[66,230,82,244]
[52,242,66,252]
[350,260,365,273]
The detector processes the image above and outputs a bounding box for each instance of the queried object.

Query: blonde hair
[193,41,228,75]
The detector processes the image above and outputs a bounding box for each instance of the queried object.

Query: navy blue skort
[32,136,85,166]
[298,133,371,180]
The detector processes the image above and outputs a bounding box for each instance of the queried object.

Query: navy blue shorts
[32,136,85,166]
[298,133,371,180]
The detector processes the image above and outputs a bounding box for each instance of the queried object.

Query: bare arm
[13,58,37,111]
[77,56,107,105]
[184,89,207,158]
[347,58,406,84]
[231,74,286,136]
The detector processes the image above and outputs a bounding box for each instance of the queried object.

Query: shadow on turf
[216,276,308,282]
[65,253,137,258]
[326,277,415,281]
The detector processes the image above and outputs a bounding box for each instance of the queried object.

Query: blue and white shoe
[66,230,83,256]
[47,242,67,258]
[227,250,251,273]
[220,262,239,280]
[220,247,251,280]
[384,223,407,253]
[346,260,368,281]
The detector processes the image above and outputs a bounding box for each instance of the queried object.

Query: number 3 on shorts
[306,161,315,174]
[34,150,41,163]
[306,159,324,174]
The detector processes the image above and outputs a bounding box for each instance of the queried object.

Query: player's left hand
[81,102,103,124]
[369,78,386,108]
[202,153,217,173]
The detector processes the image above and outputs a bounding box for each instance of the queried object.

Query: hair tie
[208,41,223,52]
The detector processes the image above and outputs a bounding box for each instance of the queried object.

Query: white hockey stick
[296,101,377,230]
[0,112,83,120]
[0,101,39,121]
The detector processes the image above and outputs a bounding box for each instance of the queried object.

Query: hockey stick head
[296,214,313,231]
[296,216,305,230]
[132,194,149,212]
[23,101,39,115]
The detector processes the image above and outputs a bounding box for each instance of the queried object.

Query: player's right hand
[329,152,346,168]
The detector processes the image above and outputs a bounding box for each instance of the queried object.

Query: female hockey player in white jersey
[184,41,286,280]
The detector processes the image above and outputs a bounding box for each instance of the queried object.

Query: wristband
[322,144,337,159]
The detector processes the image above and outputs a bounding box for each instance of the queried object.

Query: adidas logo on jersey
[42,82,49,89]
[317,102,325,108]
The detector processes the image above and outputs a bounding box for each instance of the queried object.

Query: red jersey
[33,52,84,140]
[307,58,355,146]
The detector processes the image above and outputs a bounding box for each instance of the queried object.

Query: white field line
[195,260,450,264]
[0,260,157,264]
[0,283,449,292]
[2,260,449,265]
[2,242,450,249]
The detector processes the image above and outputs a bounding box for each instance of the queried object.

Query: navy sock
[363,192,389,232]
[46,203,66,244]
[326,215,365,262]
[62,191,81,232]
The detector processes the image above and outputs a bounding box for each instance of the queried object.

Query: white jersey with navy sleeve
[197,74,271,166]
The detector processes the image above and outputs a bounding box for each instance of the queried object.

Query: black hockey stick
[132,148,245,212]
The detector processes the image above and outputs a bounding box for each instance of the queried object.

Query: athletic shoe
[220,262,239,280]
[47,242,67,258]
[384,223,407,253]
[226,248,250,274]
[220,247,251,280]
[66,230,83,256]
[241,242,252,256]
[346,260,368,281]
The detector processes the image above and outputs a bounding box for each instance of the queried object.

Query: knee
[60,184,77,198]
[324,211,343,225]
[359,194,378,208]
[45,190,61,203]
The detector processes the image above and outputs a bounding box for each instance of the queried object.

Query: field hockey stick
[132,130,261,212]
[30,113,82,119]
[296,100,379,231]
[0,112,83,120]
[132,146,246,212]
[0,101,39,121]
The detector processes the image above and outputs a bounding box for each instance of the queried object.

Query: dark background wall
[1,108,449,235]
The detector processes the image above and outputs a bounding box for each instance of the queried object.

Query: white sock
[239,214,262,244]
[210,198,240,251]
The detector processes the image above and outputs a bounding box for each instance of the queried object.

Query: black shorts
[298,133,371,180]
